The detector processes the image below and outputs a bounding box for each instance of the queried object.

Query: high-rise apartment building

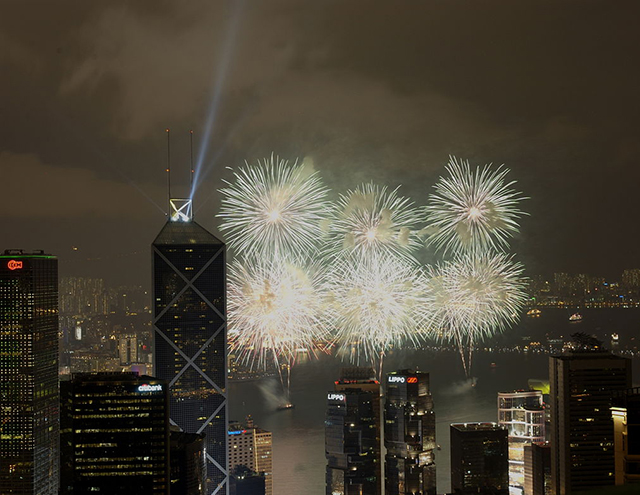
[119,334,138,365]
[385,370,436,495]
[497,390,545,490]
[60,372,170,494]
[523,442,550,495]
[549,351,631,494]
[59,277,108,316]
[153,199,228,494]
[326,367,381,495]
[611,387,640,485]
[228,417,273,495]
[450,423,509,495]
[0,250,59,495]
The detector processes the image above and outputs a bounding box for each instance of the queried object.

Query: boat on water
[526,309,542,317]
[276,403,295,411]
[569,312,583,322]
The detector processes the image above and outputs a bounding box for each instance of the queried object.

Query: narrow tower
[0,250,59,495]
[153,194,228,494]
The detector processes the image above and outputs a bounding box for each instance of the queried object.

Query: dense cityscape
[3,220,640,494]
[3,2,640,495]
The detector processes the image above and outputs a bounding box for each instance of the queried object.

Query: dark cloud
[1,0,640,283]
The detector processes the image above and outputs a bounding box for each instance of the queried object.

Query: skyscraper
[325,367,381,495]
[450,423,509,495]
[611,387,640,485]
[384,370,436,495]
[153,199,228,494]
[523,442,551,495]
[0,250,59,495]
[170,428,207,495]
[497,390,545,490]
[60,372,170,494]
[549,350,631,494]
[228,417,273,495]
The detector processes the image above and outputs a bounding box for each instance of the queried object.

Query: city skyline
[3,1,640,285]
[3,2,640,494]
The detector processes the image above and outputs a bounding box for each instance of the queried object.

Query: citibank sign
[327,393,345,401]
[138,384,162,393]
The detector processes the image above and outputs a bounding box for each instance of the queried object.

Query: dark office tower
[523,442,551,495]
[153,199,228,494]
[0,250,58,495]
[229,466,266,495]
[450,423,509,495]
[549,351,631,494]
[326,367,381,495]
[60,373,170,494]
[611,387,640,485]
[170,428,207,495]
[385,370,436,495]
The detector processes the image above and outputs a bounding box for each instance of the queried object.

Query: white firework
[424,156,526,255]
[227,257,327,369]
[218,155,330,260]
[325,253,434,362]
[427,251,528,375]
[326,182,422,260]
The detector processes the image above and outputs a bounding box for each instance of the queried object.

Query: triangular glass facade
[153,221,228,494]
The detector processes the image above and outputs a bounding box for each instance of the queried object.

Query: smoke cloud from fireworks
[326,182,422,261]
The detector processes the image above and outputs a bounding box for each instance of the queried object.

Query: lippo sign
[327,393,345,402]
[388,375,418,384]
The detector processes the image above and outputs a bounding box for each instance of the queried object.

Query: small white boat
[569,313,583,322]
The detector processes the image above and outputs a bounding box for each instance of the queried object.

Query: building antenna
[166,128,171,216]
[189,130,194,197]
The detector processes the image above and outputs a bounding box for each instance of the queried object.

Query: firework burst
[427,251,528,375]
[218,155,330,260]
[325,253,434,363]
[424,156,526,255]
[227,257,327,370]
[326,183,422,260]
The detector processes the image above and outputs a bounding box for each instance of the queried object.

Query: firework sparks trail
[218,155,330,260]
[423,156,526,255]
[427,252,528,376]
[326,183,422,261]
[325,253,435,367]
[227,257,328,394]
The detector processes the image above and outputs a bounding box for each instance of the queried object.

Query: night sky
[2,0,640,284]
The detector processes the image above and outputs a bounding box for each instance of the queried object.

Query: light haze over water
[229,308,640,494]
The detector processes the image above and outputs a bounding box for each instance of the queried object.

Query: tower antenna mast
[189,130,194,198]
[166,128,171,216]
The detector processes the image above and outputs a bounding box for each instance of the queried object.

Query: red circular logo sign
[7,260,23,270]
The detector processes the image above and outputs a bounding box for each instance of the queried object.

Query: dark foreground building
[325,367,381,495]
[153,200,228,493]
[60,372,170,494]
[523,442,551,495]
[550,351,631,494]
[450,423,509,495]
[0,250,59,495]
[171,428,207,494]
[385,370,436,495]
[229,465,266,495]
